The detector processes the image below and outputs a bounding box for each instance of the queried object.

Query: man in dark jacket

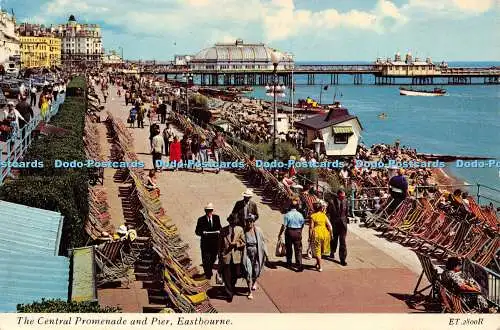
[158,101,167,124]
[15,97,34,138]
[231,189,259,227]
[388,168,408,212]
[327,188,350,266]
[195,203,222,279]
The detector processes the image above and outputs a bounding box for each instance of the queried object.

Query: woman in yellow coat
[39,93,50,120]
[309,202,332,272]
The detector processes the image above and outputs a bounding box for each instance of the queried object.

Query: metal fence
[0,95,65,184]
[349,183,500,215]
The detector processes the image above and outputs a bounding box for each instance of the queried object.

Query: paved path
[102,85,420,313]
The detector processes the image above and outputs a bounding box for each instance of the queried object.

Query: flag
[323,85,328,91]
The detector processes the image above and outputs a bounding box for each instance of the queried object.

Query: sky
[7,0,500,61]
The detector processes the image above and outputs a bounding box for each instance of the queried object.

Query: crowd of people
[0,78,67,143]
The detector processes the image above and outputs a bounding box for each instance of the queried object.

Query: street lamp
[268,50,283,160]
[312,137,324,193]
[118,46,124,61]
[182,72,193,116]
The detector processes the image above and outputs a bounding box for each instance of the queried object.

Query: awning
[333,126,353,134]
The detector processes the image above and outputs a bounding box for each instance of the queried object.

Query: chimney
[325,107,348,122]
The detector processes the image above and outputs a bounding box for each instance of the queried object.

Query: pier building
[188,39,294,85]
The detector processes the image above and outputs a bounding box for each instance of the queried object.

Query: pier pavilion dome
[189,39,293,71]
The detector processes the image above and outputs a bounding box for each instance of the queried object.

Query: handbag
[127,117,132,124]
[275,237,286,257]
[215,272,223,285]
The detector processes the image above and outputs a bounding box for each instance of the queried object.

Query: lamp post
[118,46,124,61]
[269,51,282,160]
[312,137,323,192]
[182,72,193,116]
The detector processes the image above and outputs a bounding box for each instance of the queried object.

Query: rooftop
[294,107,362,130]
[0,200,69,312]
[192,39,293,63]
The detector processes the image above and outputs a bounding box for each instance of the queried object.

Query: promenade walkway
[102,86,419,313]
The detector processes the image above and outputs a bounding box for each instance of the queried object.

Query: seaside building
[102,50,124,66]
[174,55,192,67]
[0,10,20,65]
[54,15,103,67]
[16,24,61,68]
[374,52,440,76]
[294,104,363,157]
[189,39,294,71]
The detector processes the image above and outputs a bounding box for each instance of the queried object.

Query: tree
[17,299,121,313]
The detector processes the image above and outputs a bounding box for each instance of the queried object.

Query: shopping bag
[275,238,286,257]
[215,272,223,285]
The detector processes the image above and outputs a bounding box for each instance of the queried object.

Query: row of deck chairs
[364,193,499,269]
[85,186,115,242]
[84,115,104,185]
[171,112,294,212]
[105,111,216,313]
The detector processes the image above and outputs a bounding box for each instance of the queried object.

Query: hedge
[17,299,121,313]
[0,76,89,252]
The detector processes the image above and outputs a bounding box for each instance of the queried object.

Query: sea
[175,61,500,204]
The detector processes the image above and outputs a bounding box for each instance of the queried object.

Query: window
[334,133,349,144]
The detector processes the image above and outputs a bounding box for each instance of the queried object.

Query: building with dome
[189,39,293,72]
[54,15,103,67]
[186,39,294,85]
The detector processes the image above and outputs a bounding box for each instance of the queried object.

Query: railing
[350,183,500,214]
[0,95,65,184]
[485,267,500,306]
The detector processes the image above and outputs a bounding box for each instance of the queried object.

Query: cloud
[19,0,497,52]
[405,0,496,15]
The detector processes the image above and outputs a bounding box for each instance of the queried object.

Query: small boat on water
[399,87,446,96]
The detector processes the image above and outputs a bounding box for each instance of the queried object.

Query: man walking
[218,213,245,302]
[278,198,305,271]
[327,188,349,266]
[151,128,164,172]
[231,189,259,227]
[195,203,222,280]
[158,100,167,124]
[162,123,174,156]
[137,104,146,129]
[30,86,37,107]
[211,131,225,174]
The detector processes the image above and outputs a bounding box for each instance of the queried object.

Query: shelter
[294,105,363,157]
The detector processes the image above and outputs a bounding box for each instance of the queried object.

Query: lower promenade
[99,85,423,312]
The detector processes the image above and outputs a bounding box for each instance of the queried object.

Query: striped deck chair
[460,229,490,259]
[410,252,440,304]
[374,198,413,231]
[434,221,473,259]
[437,282,477,313]
[364,197,394,227]
[474,237,499,267]
[387,204,426,241]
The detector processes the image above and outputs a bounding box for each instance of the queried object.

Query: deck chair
[437,282,478,313]
[410,252,440,305]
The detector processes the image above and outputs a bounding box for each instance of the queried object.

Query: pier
[129,62,500,86]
